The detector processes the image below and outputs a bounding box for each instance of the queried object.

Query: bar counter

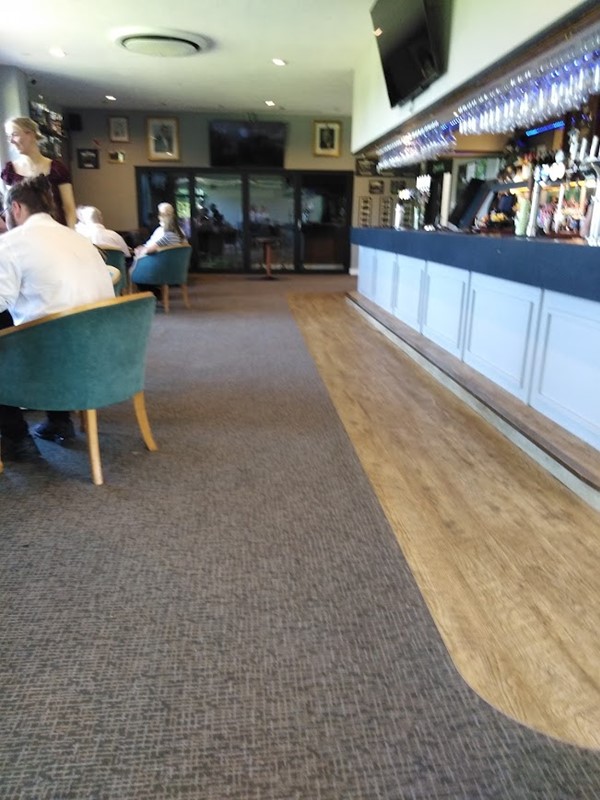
[351,227,600,303]
[351,227,600,451]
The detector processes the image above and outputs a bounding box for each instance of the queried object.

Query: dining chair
[0,293,158,486]
[130,244,192,312]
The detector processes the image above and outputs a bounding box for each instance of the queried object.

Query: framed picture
[108,116,129,143]
[313,121,341,157]
[355,157,378,176]
[147,117,180,161]
[107,150,125,164]
[369,179,384,195]
[77,148,99,169]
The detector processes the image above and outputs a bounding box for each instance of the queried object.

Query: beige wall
[67,110,354,231]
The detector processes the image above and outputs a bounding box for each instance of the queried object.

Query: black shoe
[1,434,43,463]
[33,419,76,445]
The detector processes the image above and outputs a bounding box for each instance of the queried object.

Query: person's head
[158,202,175,219]
[87,206,104,224]
[3,175,54,229]
[5,117,42,156]
[157,202,180,234]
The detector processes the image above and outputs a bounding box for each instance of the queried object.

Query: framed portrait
[147,117,180,161]
[107,150,125,164]
[108,116,129,143]
[369,179,384,195]
[77,148,99,169]
[313,121,341,157]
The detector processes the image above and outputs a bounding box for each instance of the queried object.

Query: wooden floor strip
[348,290,600,498]
[289,290,600,750]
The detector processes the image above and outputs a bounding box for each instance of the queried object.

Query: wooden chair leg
[181,284,190,308]
[162,284,170,313]
[133,391,158,452]
[83,409,103,486]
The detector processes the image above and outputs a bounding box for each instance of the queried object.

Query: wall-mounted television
[209,120,287,168]
[370,0,443,107]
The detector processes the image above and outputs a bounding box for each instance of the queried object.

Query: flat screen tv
[370,0,442,107]
[209,120,287,168]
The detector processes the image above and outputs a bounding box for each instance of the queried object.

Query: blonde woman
[2,116,76,228]
[134,202,186,257]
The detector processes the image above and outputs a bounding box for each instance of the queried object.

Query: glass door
[136,168,353,274]
[137,168,189,242]
[299,172,351,271]
[192,173,243,271]
[247,174,295,274]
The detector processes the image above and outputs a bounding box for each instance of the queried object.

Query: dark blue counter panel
[351,228,600,303]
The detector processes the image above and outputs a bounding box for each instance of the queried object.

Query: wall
[0,66,28,176]
[352,0,592,153]
[67,110,354,231]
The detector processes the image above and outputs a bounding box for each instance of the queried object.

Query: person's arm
[141,242,159,255]
[58,183,77,228]
[0,247,20,313]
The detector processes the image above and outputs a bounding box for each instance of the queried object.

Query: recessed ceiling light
[105,95,117,101]
[272,58,287,67]
[115,29,213,57]
[49,47,66,58]
[265,100,276,107]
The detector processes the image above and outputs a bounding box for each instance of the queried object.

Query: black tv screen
[370,0,441,107]
[209,120,287,168]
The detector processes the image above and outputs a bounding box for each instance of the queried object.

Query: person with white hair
[76,206,131,257]
[134,202,186,258]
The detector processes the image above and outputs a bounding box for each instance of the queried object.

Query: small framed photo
[107,150,125,164]
[147,117,180,161]
[108,116,129,143]
[313,121,341,157]
[77,148,99,169]
[355,158,378,176]
[369,179,384,195]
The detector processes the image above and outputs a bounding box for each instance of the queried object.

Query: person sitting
[132,203,187,300]
[134,202,186,257]
[2,116,77,228]
[0,176,115,462]
[77,206,131,257]
[210,203,224,227]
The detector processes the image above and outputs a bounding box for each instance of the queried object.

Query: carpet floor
[1,275,599,799]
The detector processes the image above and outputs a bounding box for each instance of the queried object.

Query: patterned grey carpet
[1,275,599,799]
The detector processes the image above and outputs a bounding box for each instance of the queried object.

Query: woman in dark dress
[2,116,76,228]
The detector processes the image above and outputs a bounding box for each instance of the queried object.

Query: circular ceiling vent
[117,30,212,57]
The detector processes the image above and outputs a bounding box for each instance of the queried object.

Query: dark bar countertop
[351,228,600,303]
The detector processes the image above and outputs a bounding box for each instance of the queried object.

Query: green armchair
[0,293,158,485]
[97,246,128,295]
[130,244,192,312]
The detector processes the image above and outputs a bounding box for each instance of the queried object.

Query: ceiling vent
[117,30,212,57]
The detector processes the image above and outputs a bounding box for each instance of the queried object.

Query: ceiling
[0,0,376,118]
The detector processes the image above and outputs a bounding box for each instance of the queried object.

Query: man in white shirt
[77,206,131,258]
[0,176,115,463]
